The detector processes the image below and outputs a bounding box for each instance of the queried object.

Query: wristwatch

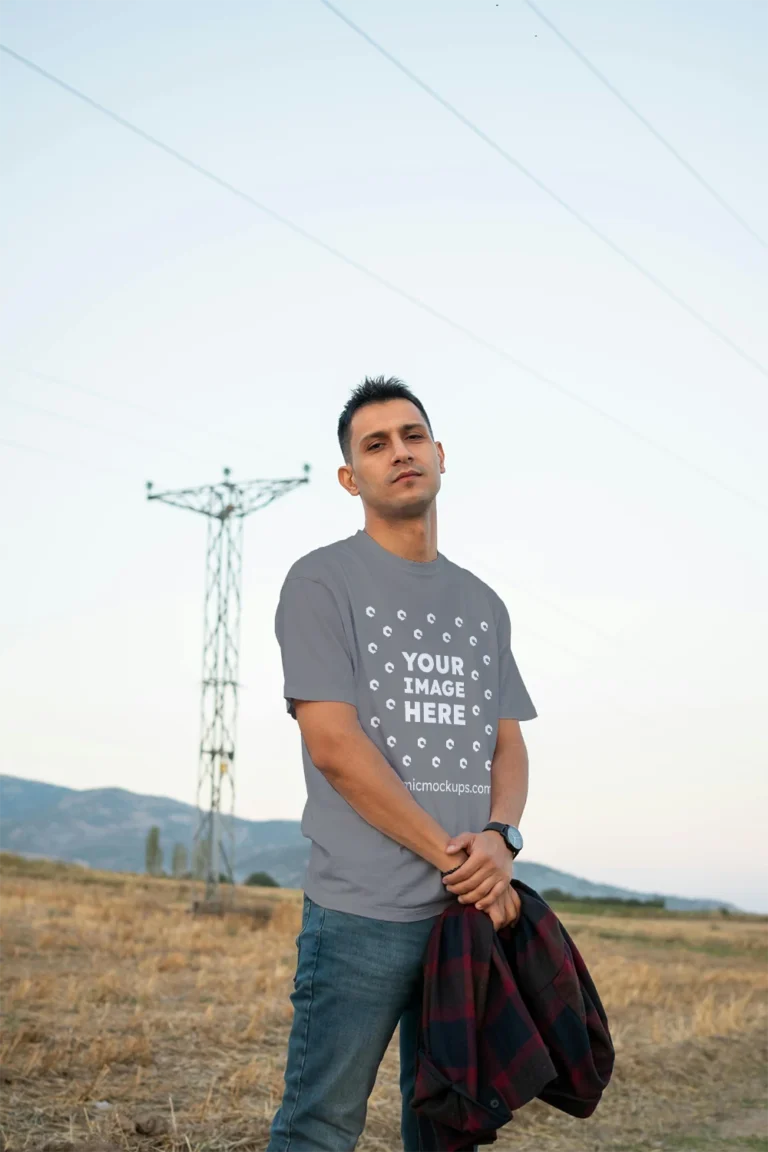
[483,821,523,859]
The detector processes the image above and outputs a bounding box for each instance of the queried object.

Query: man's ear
[338,463,360,497]
[435,441,446,474]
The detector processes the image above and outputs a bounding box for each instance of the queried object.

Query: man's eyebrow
[359,422,426,445]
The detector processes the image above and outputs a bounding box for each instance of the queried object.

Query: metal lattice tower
[147,465,310,902]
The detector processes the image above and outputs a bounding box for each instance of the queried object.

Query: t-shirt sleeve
[496,598,538,721]
[275,576,357,719]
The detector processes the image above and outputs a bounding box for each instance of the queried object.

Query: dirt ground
[1,854,766,1152]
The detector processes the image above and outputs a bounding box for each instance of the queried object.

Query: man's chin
[382,493,435,520]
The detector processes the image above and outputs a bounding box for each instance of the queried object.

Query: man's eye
[408,433,423,440]
[368,443,383,451]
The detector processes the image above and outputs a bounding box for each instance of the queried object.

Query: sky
[1,0,766,911]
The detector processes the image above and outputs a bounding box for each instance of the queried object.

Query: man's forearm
[489,734,529,827]
[319,727,465,873]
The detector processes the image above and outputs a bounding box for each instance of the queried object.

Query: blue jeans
[267,893,476,1152]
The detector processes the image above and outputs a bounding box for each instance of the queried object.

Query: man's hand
[483,885,521,931]
[441,830,514,910]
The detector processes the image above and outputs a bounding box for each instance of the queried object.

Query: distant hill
[0,774,735,911]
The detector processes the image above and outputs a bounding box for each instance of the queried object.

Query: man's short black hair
[337,376,433,462]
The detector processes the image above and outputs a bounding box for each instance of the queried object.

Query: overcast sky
[2,0,766,911]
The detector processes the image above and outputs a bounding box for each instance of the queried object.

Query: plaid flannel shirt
[410,879,615,1151]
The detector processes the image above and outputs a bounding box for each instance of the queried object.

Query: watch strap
[484,822,521,858]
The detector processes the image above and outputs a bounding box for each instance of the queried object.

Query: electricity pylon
[147,464,310,902]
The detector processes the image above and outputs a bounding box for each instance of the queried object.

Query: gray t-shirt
[274,529,537,921]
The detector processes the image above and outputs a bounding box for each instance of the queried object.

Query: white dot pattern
[361,601,502,778]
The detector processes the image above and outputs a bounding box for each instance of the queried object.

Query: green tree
[245,871,279,888]
[145,826,163,876]
[171,843,188,879]
[191,839,207,881]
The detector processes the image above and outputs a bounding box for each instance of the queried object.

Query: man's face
[338,398,445,518]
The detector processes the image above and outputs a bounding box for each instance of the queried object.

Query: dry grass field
[1,853,766,1152]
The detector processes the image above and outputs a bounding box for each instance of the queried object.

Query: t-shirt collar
[352,528,446,578]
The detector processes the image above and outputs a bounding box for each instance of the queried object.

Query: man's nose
[391,439,414,463]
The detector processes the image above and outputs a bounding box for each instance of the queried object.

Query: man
[267,376,537,1152]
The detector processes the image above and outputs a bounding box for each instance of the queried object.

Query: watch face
[506,825,524,852]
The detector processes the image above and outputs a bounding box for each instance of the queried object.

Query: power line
[522,0,767,250]
[472,559,621,644]
[4,363,266,456]
[317,1,767,379]
[3,394,214,468]
[1,43,765,516]
[0,434,136,478]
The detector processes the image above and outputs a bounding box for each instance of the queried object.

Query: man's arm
[441,718,529,906]
[294,699,468,875]
[489,718,529,827]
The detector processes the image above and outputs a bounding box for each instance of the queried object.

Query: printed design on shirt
[362,605,496,776]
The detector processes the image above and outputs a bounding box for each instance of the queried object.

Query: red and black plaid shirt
[411,879,615,1151]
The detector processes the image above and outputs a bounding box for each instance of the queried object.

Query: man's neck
[363,509,438,563]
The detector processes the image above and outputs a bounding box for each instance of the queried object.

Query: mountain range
[0,774,734,910]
